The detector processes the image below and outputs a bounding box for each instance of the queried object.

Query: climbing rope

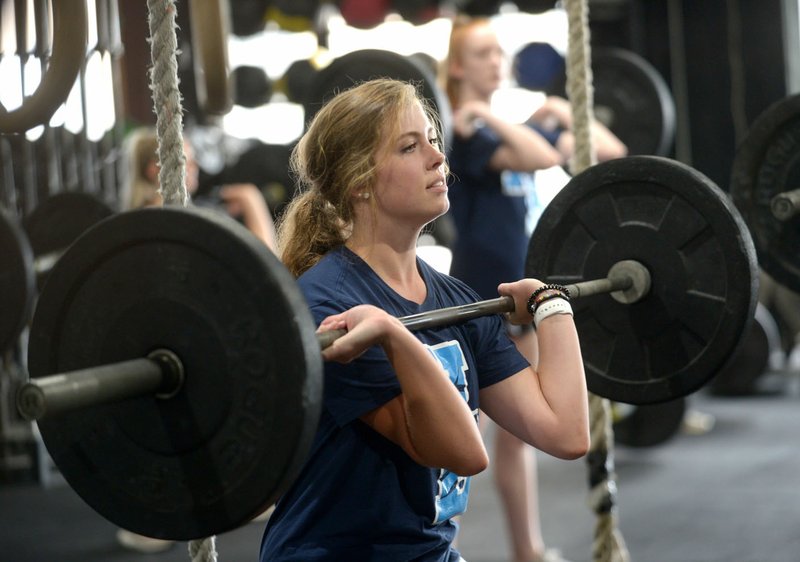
[188,535,219,562]
[563,0,596,175]
[146,1,213,560]
[147,0,188,208]
[562,0,630,561]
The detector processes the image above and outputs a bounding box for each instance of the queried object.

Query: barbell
[17,259,650,421]
[14,155,757,540]
[730,92,800,294]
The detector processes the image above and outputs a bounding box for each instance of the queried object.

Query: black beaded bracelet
[534,292,568,310]
[531,283,571,301]
[527,284,570,316]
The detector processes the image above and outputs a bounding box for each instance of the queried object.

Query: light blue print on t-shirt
[426,341,474,524]
[500,170,542,236]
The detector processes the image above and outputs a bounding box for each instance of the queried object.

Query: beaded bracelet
[534,289,567,306]
[533,298,574,328]
[526,284,571,316]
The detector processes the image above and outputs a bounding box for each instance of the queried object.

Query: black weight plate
[230,0,269,36]
[526,156,758,405]
[613,397,686,448]
[451,0,503,16]
[513,0,559,14]
[730,93,800,293]
[0,207,35,351]
[708,303,780,396]
[546,48,676,156]
[304,49,454,149]
[28,207,323,540]
[281,58,318,104]
[23,191,114,286]
[232,65,273,108]
[392,0,442,25]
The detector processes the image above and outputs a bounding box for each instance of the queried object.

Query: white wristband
[533,298,573,328]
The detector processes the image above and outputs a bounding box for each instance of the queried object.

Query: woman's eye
[402,142,417,153]
[429,137,440,148]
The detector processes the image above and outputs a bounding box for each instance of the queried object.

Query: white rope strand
[562,0,629,560]
[189,535,219,562]
[147,0,188,207]
[146,1,215,559]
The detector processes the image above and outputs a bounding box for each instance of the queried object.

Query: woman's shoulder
[298,247,368,308]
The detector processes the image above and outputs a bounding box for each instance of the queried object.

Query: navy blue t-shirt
[260,246,529,562]
[448,123,561,300]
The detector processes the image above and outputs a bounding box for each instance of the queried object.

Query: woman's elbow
[598,140,628,162]
[554,429,591,460]
[413,439,489,476]
[432,442,489,476]
[449,448,490,476]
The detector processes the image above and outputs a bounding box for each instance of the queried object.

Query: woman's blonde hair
[444,16,492,110]
[121,127,160,210]
[278,78,443,277]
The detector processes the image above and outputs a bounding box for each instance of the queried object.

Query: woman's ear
[448,58,464,81]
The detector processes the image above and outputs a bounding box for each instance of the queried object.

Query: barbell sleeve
[770,188,800,221]
[16,349,184,421]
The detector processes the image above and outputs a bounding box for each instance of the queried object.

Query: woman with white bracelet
[259,78,589,562]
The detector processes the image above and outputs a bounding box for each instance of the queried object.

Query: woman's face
[453,24,504,97]
[371,102,448,228]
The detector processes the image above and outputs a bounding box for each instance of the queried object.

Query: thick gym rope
[147,0,188,207]
[146,1,214,561]
[562,0,630,561]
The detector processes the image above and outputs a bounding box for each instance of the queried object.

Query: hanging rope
[563,0,595,175]
[147,0,188,207]
[188,535,219,562]
[146,1,213,560]
[562,0,630,561]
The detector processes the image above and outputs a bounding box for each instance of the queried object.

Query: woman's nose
[429,144,445,169]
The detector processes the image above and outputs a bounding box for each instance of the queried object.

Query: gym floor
[2,372,799,562]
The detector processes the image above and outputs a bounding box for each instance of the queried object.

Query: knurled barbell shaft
[316,259,649,347]
[770,188,800,221]
[18,260,650,421]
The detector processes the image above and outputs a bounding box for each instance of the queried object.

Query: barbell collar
[16,349,184,421]
[770,188,800,221]
[606,259,652,304]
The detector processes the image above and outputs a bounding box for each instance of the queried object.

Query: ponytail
[277,189,348,277]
